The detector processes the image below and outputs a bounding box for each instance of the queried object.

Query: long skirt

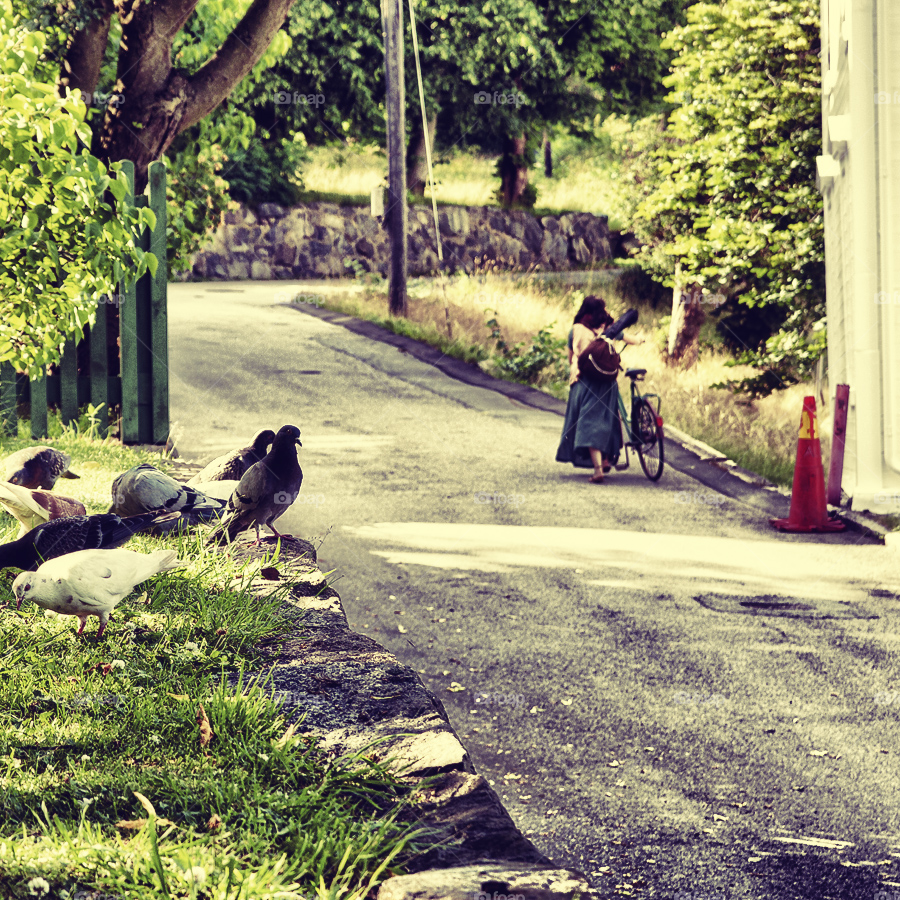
[556,378,622,469]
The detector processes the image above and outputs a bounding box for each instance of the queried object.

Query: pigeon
[109,464,226,531]
[12,547,182,637]
[0,482,87,536]
[0,510,181,571]
[208,424,303,545]
[186,429,276,485]
[2,446,79,489]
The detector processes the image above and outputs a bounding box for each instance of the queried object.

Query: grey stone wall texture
[187,201,619,281]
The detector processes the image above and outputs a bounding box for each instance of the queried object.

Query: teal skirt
[556,379,622,468]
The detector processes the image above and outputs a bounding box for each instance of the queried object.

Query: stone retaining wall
[187,201,620,281]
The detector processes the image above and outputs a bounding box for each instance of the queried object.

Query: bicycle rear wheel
[634,399,664,481]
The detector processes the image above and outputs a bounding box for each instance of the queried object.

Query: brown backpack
[578,335,621,384]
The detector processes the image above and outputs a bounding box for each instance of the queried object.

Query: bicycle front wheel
[634,399,664,481]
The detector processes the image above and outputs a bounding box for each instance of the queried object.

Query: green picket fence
[0,160,169,445]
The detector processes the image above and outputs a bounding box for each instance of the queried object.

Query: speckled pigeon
[12,547,181,637]
[0,482,86,536]
[187,429,276,485]
[0,510,180,571]
[2,446,79,489]
[109,464,226,532]
[208,424,302,545]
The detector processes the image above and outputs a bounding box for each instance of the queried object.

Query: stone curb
[287,302,890,543]
[170,459,594,899]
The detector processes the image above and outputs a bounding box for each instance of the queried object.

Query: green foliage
[224,134,307,207]
[486,315,567,384]
[0,3,156,376]
[620,0,824,392]
[713,315,827,398]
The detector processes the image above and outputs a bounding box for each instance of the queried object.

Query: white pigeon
[12,548,181,638]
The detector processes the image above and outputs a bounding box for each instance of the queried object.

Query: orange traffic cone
[771,397,845,532]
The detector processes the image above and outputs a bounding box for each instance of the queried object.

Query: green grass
[0,420,429,899]
[300,139,624,226]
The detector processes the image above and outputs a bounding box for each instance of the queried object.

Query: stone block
[227,259,249,280]
[540,216,560,234]
[319,212,346,230]
[257,202,287,219]
[251,260,273,280]
[570,236,591,265]
[356,238,376,258]
[378,864,593,900]
[539,231,567,268]
[439,207,470,236]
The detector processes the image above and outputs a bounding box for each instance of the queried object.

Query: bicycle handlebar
[603,308,639,341]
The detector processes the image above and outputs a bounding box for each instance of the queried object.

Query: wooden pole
[382,0,407,317]
[826,384,850,506]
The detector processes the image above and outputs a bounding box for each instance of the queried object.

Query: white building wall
[820,0,900,510]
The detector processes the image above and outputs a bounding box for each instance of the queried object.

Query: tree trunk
[406,113,436,197]
[67,0,297,192]
[667,283,706,369]
[498,133,528,207]
[543,131,552,178]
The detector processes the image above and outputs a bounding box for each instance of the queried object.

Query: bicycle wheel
[634,399,664,481]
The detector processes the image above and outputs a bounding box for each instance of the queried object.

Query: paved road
[169,281,900,899]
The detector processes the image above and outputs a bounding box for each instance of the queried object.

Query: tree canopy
[0,1,156,375]
[621,0,824,392]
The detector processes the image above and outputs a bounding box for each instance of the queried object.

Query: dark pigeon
[2,447,79,489]
[187,429,276,485]
[0,510,180,572]
[208,424,303,545]
[109,464,226,531]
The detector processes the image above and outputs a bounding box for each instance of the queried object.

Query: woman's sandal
[589,473,605,484]
[602,464,612,474]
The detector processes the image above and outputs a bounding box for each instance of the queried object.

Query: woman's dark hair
[573,296,614,330]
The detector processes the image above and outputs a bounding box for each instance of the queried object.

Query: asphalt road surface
[169,281,900,900]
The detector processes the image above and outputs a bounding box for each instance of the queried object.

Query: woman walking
[556,296,640,483]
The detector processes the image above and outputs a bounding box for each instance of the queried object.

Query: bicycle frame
[614,374,662,470]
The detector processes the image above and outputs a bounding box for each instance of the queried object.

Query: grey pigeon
[186,429,276,485]
[109,464,226,532]
[2,446,79,489]
[208,424,302,545]
[0,510,180,572]
[12,547,182,637]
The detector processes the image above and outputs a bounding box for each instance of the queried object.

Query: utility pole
[382,0,407,317]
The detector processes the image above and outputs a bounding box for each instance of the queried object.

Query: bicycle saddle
[625,368,647,379]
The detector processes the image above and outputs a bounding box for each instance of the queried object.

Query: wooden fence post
[90,299,109,438]
[119,161,140,443]
[59,335,79,427]
[149,161,169,445]
[30,373,47,439]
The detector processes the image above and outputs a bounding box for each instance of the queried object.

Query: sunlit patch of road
[344,522,900,606]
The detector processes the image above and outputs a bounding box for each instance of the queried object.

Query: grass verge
[0,420,427,899]
[290,272,821,488]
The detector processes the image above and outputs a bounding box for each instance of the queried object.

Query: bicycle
[602,309,665,481]
[614,367,665,481]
